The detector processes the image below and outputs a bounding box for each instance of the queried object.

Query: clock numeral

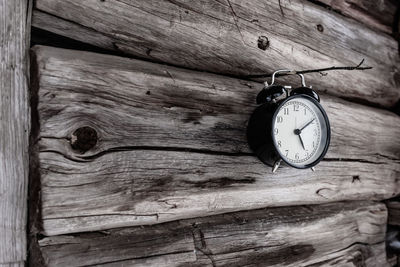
[277,141,282,147]
[304,108,307,115]
[295,153,299,160]
[284,107,289,115]
[312,141,315,148]
[274,128,278,135]
[314,128,318,136]
[293,104,299,111]
[285,150,289,157]
[277,116,283,123]
[305,150,309,157]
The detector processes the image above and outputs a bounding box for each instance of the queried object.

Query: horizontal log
[39,150,400,235]
[32,0,400,107]
[315,0,397,34]
[34,46,400,162]
[312,243,389,267]
[0,264,25,267]
[37,202,388,267]
[32,46,400,235]
[387,200,400,226]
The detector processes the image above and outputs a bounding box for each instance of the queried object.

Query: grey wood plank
[306,243,389,267]
[316,0,397,34]
[0,0,31,264]
[0,263,25,267]
[32,0,400,107]
[34,46,400,162]
[38,150,400,235]
[32,46,400,235]
[36,202,388,267]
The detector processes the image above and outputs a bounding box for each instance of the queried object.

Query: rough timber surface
[0,0,31,264]
[32,0,400,107]
[315,0,398,34]
[32,46,400,236]
[37,202,388,267]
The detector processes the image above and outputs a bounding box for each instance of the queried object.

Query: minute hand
[299,118,315,131]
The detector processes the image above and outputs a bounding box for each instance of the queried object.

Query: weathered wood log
[315,0,398,34]
[0,264,25,267]
[32,0,400,107]
[32,46,400,235]
[36,202,388,267]
[33,46,400,162]
[313,243,389,267]
[387,200,400,226]
[0,0,31,265]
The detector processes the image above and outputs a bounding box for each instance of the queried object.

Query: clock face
[271,95,330,168]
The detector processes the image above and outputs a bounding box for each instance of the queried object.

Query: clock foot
[272,160,282,173]
[311,167,315,172]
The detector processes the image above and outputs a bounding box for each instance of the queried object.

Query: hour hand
[298,134,305,150]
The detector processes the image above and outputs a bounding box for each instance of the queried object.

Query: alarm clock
[247,70,330,173]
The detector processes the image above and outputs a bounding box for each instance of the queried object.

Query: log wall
[316,0,398,34]
[29,0,400,265]
[32,45,400,236]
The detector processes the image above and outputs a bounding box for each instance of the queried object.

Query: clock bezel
[271,94,331,169]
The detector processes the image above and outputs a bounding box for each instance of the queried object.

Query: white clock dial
[272,96,329,168]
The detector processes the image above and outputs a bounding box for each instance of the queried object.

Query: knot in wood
[316,24,324,32]
[257,36,269,50]
[70,126,98,153]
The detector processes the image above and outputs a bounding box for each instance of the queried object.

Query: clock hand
[299,118,315,131]
[294,118,315,149]
[298,134,306,150]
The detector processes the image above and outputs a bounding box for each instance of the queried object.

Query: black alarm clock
[247,70,330,173]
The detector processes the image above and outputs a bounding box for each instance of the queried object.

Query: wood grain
[0,263,25,267]
[309,243,389,267]
[316,0,397,34]
[0,0,31,264]
[32,46,400,235]
[37,202,388,267]
[32,0,400,107]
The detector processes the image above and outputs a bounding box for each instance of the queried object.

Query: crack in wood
[278,0,285,16]
[164,70,176,84]
[191,225,216,267]
[44,213,160,220]
[67,145,253,160]
[316,187,332,199]
[226,0,245,45]
[323,157,382,165]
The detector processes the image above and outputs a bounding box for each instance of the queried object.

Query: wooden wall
[0,0,31,266]
[28,0,400,266]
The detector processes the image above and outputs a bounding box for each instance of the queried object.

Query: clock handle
[266,70,306,87]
